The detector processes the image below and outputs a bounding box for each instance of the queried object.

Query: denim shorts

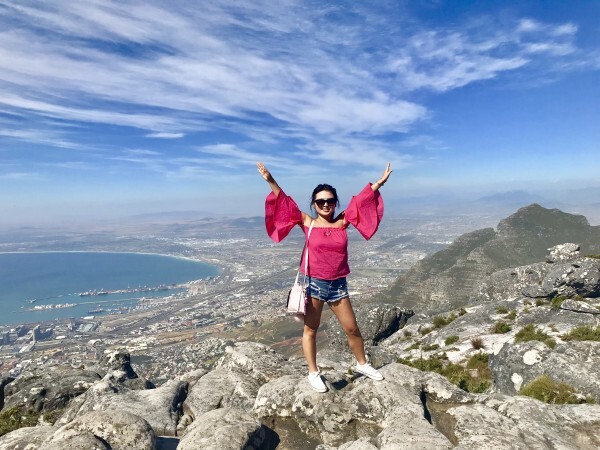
[307,277,349,303]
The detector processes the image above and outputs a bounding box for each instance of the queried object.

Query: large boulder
[59,373,187,436]
[217,341,299,383]
[541,257,600,298]
[0,425,55,450]
[2,366,101,413]
[254,363,465,447]
[42,409,155,450]
[472,244,600,302]
[182,368,261,422]
[443,394,600,449]
[39,430,109,450]
[177,407,265,450]
[490,340,600,401]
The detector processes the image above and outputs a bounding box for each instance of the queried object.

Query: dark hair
[310,184,339,211]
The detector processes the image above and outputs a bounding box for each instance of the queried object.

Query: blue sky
[1,1,599,227]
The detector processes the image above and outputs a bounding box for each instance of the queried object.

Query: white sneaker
[355,363,384,381]
[307,371,328,393]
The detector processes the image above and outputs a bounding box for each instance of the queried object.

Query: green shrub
[445,335,460,346]
[0,408,39,437]
[459,308,467,316]
[433,313,458,329]
[496,307,508,314]
[422,343,440,351]
[535,299,547,306]
[505,310,517,320]
[515,324,556,349]
[551,295,568,310]
[42,409,62,425]
[492,321,512,334]
[562,325,600,341]
[403,329,412,337]
[420,326,433,336]
[406,342,421,351]
[519,375,592,404]
[585,254,600,259]
[470,337,485,349]
[398,353,491,393]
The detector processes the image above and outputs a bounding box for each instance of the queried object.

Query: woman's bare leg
[328,298,367,365]
[303,297,324,372]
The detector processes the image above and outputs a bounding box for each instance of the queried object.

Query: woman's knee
[303,324,319,338]
[343,324,362,338]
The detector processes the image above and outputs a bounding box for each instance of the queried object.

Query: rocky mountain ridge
[383,203,600,313]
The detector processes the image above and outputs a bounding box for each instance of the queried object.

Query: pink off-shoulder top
[264,184,384,280]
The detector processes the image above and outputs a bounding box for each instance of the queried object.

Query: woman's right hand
[257,162,274,183]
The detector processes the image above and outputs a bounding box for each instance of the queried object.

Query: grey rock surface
[182,367,261,421]
[218,341,299,383]
[177,407,264,450]
[541,257,600,298]
[59,374,187,436]
[43,409,156,450]
[39,430,110,450]
[326,304,414,351]
[472,244,600,302]
[254,363,463,447]
[446,394,600,449]
[0,425,55,450]
[2,365,101,413]
[490,340,600,400]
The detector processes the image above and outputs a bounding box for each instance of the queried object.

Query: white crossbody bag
[286,221,314,315]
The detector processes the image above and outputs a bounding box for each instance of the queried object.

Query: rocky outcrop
[178,408,265,450]
[4,331,600,449]
[59,372,187,436]
[326,304,414,351]
[0,425,55,450]
[2,366,101,413]
[472,244,600,302]
[41,410,155,450]
[0,375,14,411]
[490,341,600,400]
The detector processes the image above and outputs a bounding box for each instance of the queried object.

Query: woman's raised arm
[371,163,392,191]
[257,162,281,197]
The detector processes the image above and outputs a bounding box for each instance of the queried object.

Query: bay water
[0,252,220,326]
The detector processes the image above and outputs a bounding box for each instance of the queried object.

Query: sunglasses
[314,198,336,208]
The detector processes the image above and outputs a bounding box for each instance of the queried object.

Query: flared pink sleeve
[345,183,384,240]
[265,190,303,242]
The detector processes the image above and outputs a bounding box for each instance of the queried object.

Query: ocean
[0,252,220,326]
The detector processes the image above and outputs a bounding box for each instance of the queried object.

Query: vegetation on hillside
[398,352,491,393]
[519,375,594,404]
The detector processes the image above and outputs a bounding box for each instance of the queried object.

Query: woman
[257,162,392,393]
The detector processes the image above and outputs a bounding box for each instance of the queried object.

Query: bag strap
[294,220,314,286]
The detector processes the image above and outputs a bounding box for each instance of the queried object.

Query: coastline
[0,251,224,328]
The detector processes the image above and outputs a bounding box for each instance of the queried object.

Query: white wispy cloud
[0,2,582,132]
[0,171,40,180]
[0,1,591,175]
[145,132,185,139]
